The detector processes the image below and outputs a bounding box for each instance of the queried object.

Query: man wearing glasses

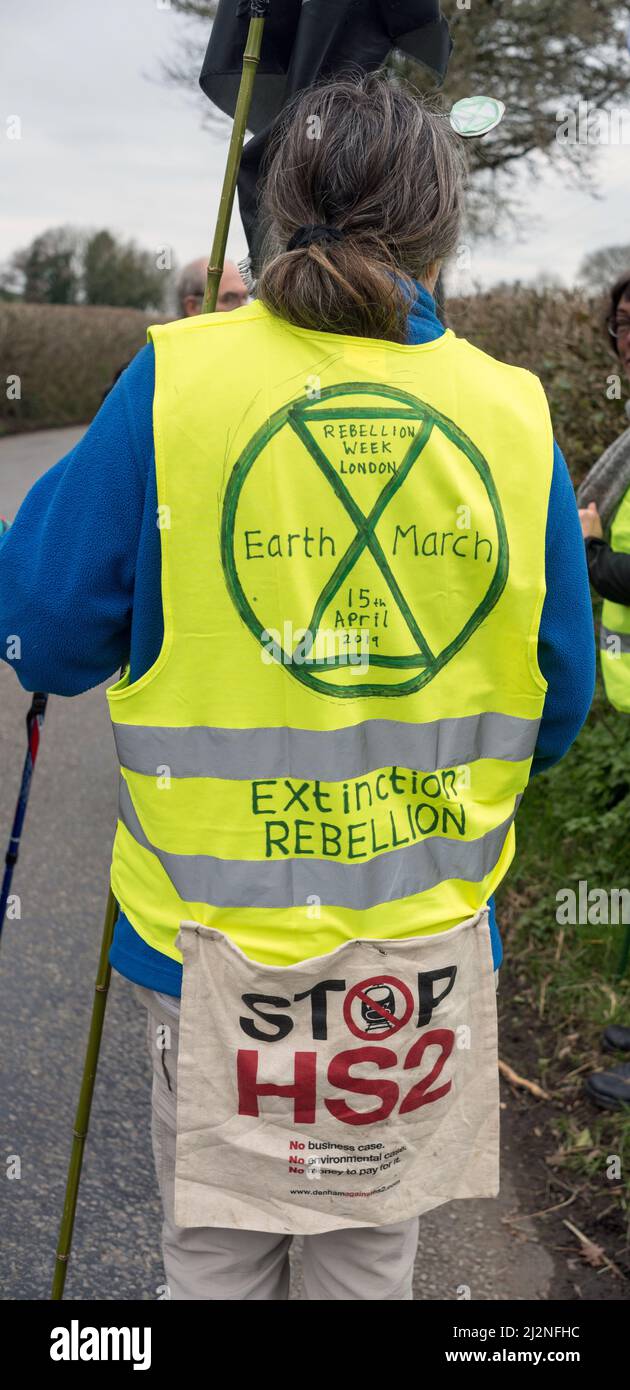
[176,256,249,317]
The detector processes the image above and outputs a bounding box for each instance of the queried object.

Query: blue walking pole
[0,689,49,939]
[0,513,50,939]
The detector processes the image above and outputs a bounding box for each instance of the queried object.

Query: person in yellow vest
[579,274,630,715]
[0,75,596,1300]
[578,273,630,1109]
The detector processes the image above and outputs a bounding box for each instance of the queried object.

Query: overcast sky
[1,0,629,290]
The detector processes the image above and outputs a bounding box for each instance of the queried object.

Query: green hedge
[448,286,628,486]
[0,303,162,434]
[2,290,628,470]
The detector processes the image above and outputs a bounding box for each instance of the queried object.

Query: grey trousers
[135,984,420,1301]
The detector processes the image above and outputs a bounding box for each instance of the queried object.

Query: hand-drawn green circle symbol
[221,383,509,699]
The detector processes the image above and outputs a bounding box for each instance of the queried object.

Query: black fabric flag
[200,0,452,263]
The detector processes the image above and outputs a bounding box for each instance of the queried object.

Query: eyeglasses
[607,314,630,342]
[217,291,249,307]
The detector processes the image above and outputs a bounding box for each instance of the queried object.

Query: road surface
[0,427,557,1301]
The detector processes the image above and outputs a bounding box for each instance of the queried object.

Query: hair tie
[287,225,346,252]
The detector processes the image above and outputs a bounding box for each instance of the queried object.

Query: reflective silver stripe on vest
[112,712,540,782]
[600,623,630,655]
[118,778,521,912]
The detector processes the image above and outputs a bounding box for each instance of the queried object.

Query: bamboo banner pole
[202,1,269,314]
[51,887,119,1300]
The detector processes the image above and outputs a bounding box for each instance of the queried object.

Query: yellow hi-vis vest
[600,484,630,712]
[107,301,553,968]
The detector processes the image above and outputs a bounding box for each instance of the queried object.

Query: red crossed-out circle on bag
[343,975,414,1040]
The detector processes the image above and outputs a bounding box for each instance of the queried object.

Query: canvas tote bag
[173,907,499,1235]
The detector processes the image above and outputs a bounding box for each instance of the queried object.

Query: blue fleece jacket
[0,286,596,994]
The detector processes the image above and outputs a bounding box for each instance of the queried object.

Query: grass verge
[496,671,630,1277]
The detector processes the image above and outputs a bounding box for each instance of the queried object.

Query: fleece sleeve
[531,442,596,776]
[0,345,155,696]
